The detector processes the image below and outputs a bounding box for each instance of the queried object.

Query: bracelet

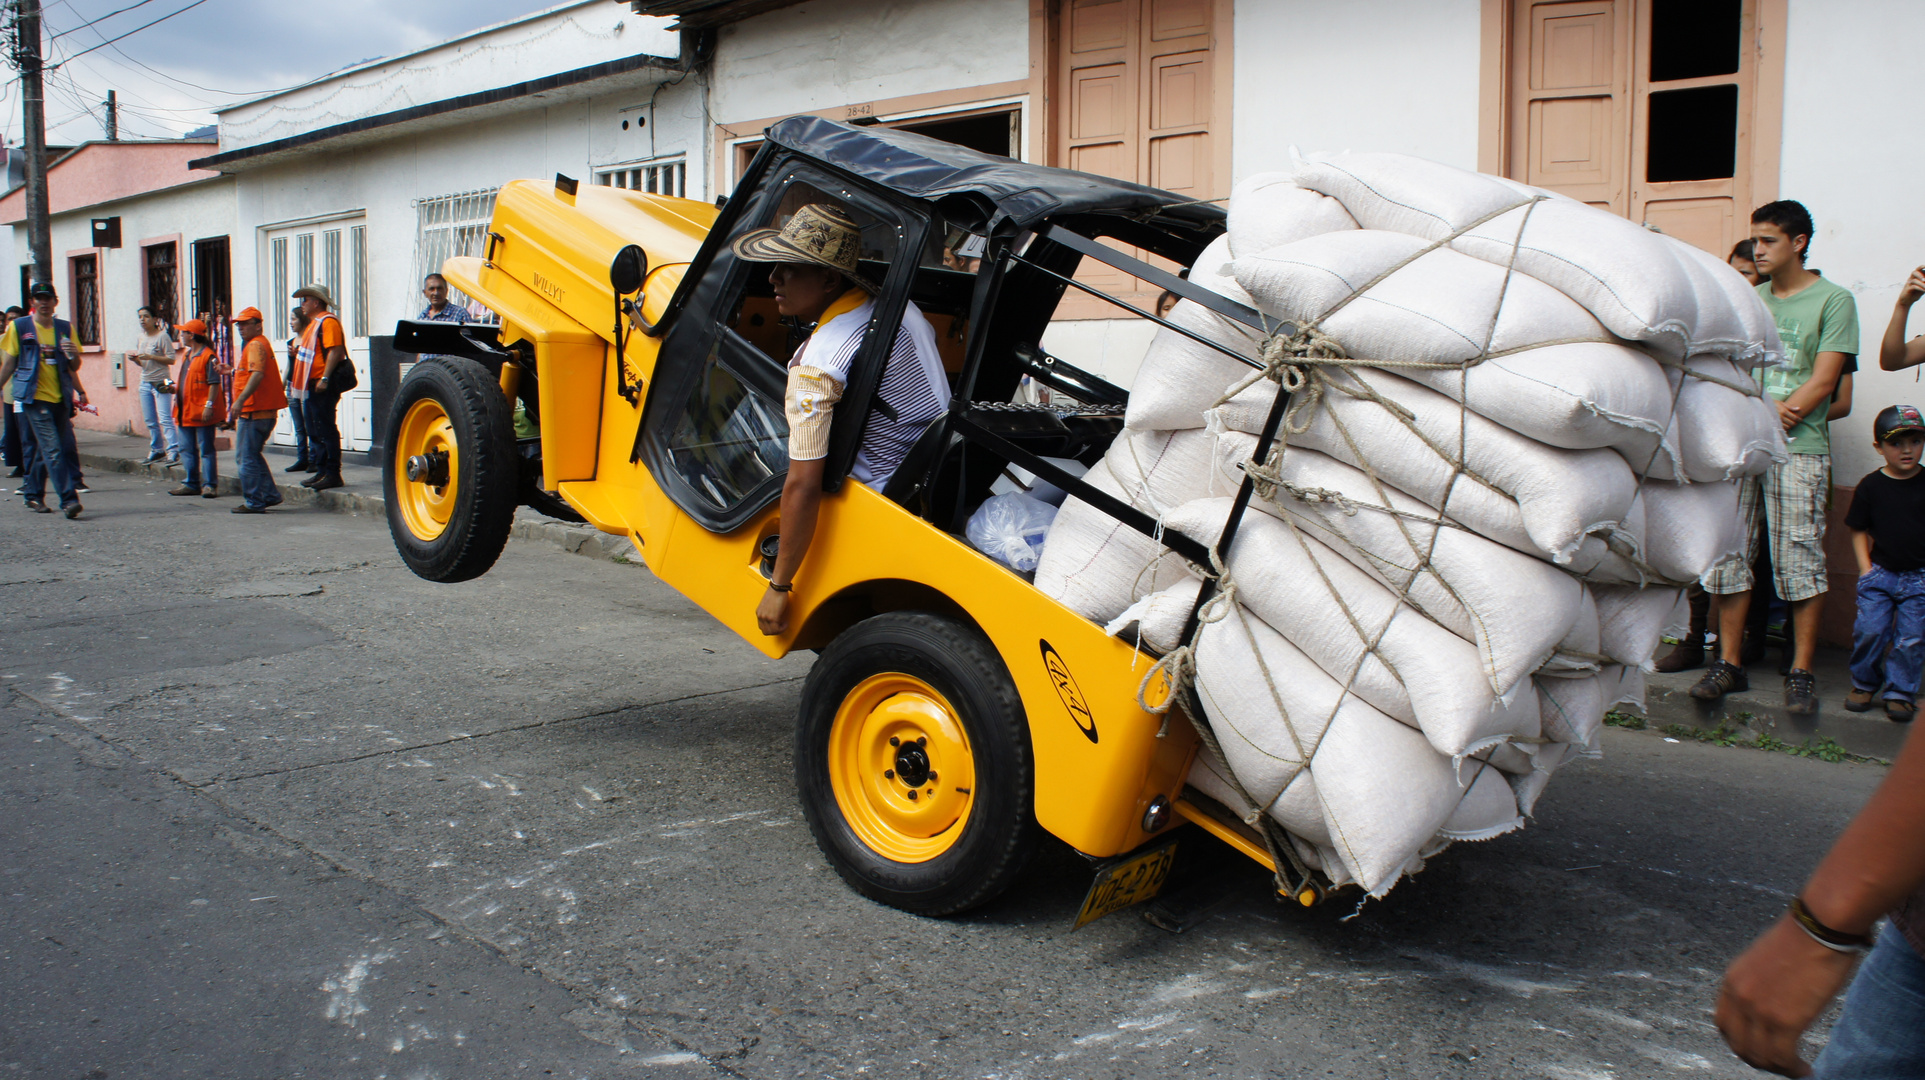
[767,581,793,593]
[1789,897,1874,954]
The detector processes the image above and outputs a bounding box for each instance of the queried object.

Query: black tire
[383,357,518,583]
[797,611,1039,915]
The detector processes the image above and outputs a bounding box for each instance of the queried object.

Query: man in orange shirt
[292,283,351,491]
[227,307,286,514]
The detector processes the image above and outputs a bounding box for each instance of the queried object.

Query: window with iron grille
[351,226,368,337]
[595,156,686,197]
[271,237,289,336]
[70,254,101,346]
[412,188,499,323]
[190,237,230,324]
[144,242,178,327]
[322,229,342,313]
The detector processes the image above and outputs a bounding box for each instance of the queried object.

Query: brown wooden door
[1505,0,1759,256]
[1052,0,1227,317]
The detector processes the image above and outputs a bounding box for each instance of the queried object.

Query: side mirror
[610,245,648,296]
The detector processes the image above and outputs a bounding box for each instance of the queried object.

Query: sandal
[1885,699,1916,724]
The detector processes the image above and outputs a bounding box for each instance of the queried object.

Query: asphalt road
[0,469,1900,1079]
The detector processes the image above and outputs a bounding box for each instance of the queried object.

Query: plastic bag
[966,492,1060,573]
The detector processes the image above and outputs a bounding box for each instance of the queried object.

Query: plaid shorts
[1704,453,1831,602]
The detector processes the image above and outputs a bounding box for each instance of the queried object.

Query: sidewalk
[1640,644,1913,761]
[67,427,638,563]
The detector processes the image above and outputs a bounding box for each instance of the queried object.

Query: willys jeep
[385,117,1315,920]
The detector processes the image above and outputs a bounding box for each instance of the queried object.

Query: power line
[49,0,160,40]
[52,0,211,68]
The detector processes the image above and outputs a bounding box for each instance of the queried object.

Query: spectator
[1694,201,1858,716]
[418,273,466,325]
[1842,405,1925,722]
[130,305,180,464]
[169,319,224,498]
[1,304,21,476]
[1879,265,1925,371]
[225,306,285,514]
[282,307,311,473]
[1730,238,1766,286]
[291,284,350,492]
[0,283,85,517]
[1714,720,1925,1077]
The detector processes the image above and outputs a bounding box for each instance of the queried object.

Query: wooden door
[1504,0,1760,256]
[1052,0,1226,317]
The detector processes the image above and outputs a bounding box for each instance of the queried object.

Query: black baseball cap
[27,282,56,299]
[1874,405,1925,443]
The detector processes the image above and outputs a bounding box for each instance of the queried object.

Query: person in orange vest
[224,307,286,513]
[169,319,225,498]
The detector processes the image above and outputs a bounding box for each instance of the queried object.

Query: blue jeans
[286,394,310,463]
[1849,565,1925,701]
[138,380,180,456]
[304,388,342,478]
[1813,925,1925,1079]
[2,401,19,467]
[234,417,280,508]
[179,425,219,491]
[18,400,77,506]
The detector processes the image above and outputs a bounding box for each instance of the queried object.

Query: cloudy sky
[12,0,562,146]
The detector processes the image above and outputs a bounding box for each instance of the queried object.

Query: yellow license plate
[1074,841,1178,929]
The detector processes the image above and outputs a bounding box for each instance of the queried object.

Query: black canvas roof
[763,116,1225,237]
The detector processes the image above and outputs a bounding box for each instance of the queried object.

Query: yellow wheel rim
[827,673,977,863]
[394,398,459,542]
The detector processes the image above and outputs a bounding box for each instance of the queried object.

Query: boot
[1653,588,1708,673]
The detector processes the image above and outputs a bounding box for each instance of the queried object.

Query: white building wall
[1777,0,1925,484]
[1230,0,1485,179]
[217,2,680,155]
[709,0,1032,125]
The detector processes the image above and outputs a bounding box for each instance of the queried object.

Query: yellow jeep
[386,117,1306,918]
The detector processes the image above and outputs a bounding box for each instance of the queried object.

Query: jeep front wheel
[384,357,518,582]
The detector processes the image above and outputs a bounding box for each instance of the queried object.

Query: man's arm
[756,458,826,636]
[1717,726,1925,1076]
[1879,267,1925,371]
[1779,351,1849,431]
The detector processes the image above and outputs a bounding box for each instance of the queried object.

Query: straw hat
[292,283,335,308]
[729,203,878,294]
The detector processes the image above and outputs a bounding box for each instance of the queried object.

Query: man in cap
[0,282,86,517]
[291,283,350,491]
[725,203,949,637]
[226,307,287,513]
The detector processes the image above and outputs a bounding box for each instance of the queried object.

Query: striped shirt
[792,297,949,488]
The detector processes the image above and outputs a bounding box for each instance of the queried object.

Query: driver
[731,202,950,636]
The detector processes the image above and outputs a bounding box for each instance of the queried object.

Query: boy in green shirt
[1695,200,1860,716]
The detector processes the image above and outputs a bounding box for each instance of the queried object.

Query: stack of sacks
[1033,154,1782,897]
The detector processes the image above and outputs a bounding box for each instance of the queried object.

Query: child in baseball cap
[1841,405,1925,720]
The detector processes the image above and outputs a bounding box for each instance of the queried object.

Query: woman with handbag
[169,319,225,497]
[131,306,180,465]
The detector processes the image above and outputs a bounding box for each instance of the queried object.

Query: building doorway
[262,215,373,453]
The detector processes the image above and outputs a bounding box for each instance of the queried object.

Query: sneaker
[1885,699,1916,723]
[264,495,284,508]
[168,485,201,497]
[163,455,180,466]
[1688,658,1748,701]
[1844,688,1878,712]
[141,451,165,464]
[62,502,81,519]
[309,474,343,491]
[230,503,266,514]
[74,482,90,494]
[201,488,220,498]
[5,465,22,477]
[283,459,311,473]
[23,498,49,513]
[1784,669,1818,717]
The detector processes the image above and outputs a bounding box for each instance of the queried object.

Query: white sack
[1105,576,1201,656]
[1226,172,1359,259]
[1195,612,1518,895]
[1222,366,1640,565]
[1161,500,1542,757]
[1188,233,1258,307]
[1033,461,1193,625]
[1593,585,1685,669]
[1256,447,1588,694]
[1537,673,1608,753]
[1671,356,1787,482]
[1641,479,1746,584]
[1124,299,1266,432]
[1292,152,1758,360]
[1230,230,1612,369]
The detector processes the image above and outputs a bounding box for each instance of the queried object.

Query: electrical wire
[49,0,160,40]
[52,0,211,68]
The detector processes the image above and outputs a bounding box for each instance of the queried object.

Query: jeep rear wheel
[797,612,1038,915]
[384,357,518,582]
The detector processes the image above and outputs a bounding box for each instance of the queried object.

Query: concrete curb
[75,448,641,565]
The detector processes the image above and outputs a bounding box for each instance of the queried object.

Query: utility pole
[103,89,116,141]
[7,0,51,288]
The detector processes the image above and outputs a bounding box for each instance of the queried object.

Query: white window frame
[724,96,1030,190]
